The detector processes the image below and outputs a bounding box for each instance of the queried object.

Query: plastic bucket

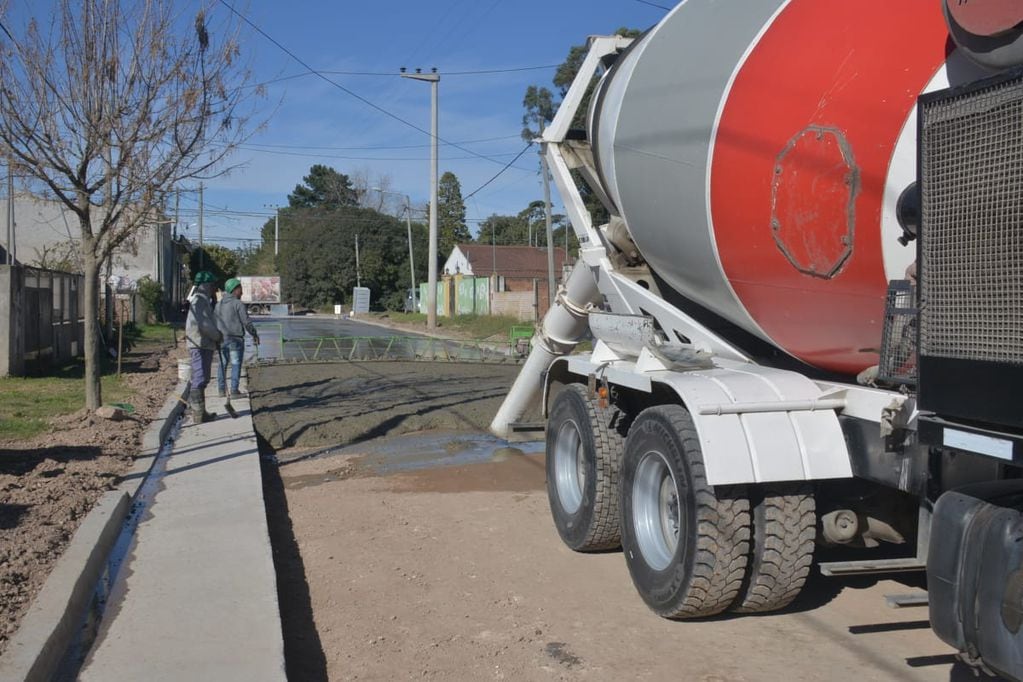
[177,359,191,382]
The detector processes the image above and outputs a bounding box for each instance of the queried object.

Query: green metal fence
[261,334,525,364]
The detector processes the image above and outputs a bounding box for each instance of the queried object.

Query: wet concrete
[249,361,531,451]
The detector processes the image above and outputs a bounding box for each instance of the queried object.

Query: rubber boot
[196,392,216,423]
[189,393,206,424]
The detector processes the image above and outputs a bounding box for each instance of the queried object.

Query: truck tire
[546,383,624,551]
[732,484,816,613]
[620,404,751,619]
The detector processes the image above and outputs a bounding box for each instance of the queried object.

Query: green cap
[225,277,241,294]
[193,270,215,284]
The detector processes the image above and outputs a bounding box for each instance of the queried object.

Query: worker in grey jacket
[185,270,223,423]
[215,278,260,397]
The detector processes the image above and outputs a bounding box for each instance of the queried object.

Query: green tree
[521,85,555,142]
[190,243,239,288]
[288,164,358,209]
[553,27,642,128]
[437,171,470,260]
[477,214,527,247]
[136,276,165,322]
[549,28,642,229]
[278,206,425,311]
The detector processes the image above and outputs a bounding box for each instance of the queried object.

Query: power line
[216,1,527,170]
[633,0,671,10]
[241,134,521,152]
[464,143,534,200]
[234,144,527,162]
[251,63,560,89]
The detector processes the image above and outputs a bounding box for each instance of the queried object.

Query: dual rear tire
[546,384,625,551]
[546,390,816,618]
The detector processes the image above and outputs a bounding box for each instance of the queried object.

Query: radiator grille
[878,280,917,386]
[919,76,1023,366]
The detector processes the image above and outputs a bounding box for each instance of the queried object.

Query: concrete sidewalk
[78,389,285,682]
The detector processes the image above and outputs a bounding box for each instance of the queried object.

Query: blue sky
[185,0,670,249]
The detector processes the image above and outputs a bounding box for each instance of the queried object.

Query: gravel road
[250,361,981,682]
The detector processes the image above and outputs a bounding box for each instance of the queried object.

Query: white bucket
[177,359,191,382]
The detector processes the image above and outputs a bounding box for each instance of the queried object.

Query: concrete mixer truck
[490,1,1023,677]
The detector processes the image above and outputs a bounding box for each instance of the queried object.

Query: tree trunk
[82,248,102,410]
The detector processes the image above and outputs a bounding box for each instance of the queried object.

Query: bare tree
[0,0,261,409]
[350,166,395,213]
[31,239,81,272]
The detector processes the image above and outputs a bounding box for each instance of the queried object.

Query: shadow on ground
[257,433,328,682]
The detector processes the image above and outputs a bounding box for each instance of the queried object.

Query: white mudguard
[556,356,853,486]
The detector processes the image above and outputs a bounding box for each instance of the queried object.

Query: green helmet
[193,270,216,284]
[225,277,241,294]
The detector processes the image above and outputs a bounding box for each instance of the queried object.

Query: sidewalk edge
[0,380,189,682]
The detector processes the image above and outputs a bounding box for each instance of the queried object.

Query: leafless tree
[0,0,261,409]
[31,239,81,272]
[350,166,397,214]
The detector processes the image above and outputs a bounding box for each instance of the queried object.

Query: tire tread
[643,406,751,619]
[732,484,816,614]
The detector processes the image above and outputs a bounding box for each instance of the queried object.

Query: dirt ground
[251,361,986,682]
[0,343,181,654]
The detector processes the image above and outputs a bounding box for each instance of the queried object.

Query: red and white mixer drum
[591,0,994,374]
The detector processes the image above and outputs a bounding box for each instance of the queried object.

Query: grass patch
[0,364,132,441]
[377,312,528,341]
[133,322,178,345]
[445,315,527,340]
[0,323,175,440]
[382,312,427,325]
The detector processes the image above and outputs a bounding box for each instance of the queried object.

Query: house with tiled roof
[438,244,569,320]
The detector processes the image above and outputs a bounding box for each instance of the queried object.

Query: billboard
[237,276,281,304]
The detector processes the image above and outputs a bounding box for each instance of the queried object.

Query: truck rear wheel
[620,404,751,619]
[732,484,816,613]
[545,384,624,551]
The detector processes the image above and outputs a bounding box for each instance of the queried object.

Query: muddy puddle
[280,430,546,494]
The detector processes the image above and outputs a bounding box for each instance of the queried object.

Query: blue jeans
[218,337,244,394]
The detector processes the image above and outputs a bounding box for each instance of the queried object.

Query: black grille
[878,280,917,387]
[917,69,1023,431]
[918,74,1023,366]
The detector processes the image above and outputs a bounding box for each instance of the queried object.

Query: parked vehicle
[491,2,1023,678]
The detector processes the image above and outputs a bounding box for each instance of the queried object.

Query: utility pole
[373,188,418,314]
[173,189,181,308]
[541,120,556,309]
[402,67,440,329]
[198,182,204,269]
[403,198,416,312]
[6,164,13,265]
[355,233,361,288]
[262,203,281,258]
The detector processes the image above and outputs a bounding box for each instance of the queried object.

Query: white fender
[554,356,853,486]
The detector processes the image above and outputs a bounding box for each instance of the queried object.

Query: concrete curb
[0,380,190,682]
[118,380,189,498]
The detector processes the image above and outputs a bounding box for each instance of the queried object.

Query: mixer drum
[590,0,976,374]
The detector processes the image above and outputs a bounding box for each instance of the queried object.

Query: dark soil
[0,344,181,655]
